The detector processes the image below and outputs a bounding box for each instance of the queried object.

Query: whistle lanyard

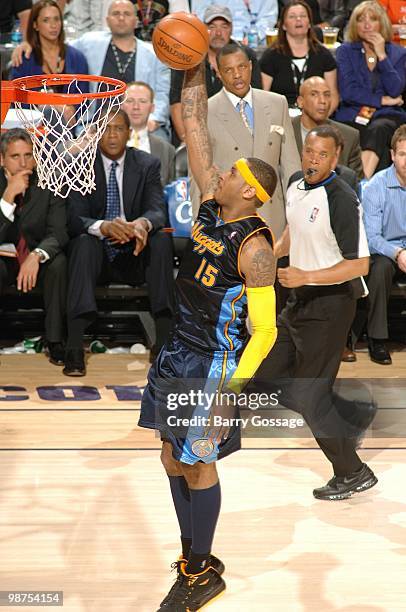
[291,55,309,96]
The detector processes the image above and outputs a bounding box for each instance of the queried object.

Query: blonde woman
[335,0,406,177]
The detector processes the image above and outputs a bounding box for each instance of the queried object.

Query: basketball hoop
[1,74,126,198]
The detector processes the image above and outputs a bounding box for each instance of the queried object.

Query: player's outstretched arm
[181,62,220,200]
[226,234,278,393]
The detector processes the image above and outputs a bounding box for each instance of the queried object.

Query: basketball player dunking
[139,61,278,611]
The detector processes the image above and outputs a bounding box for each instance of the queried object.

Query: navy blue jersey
[174,199,273,354]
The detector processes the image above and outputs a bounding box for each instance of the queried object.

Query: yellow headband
[235,158,271,203]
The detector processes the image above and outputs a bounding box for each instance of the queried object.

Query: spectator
[122,81,176,187]
[378,0,406,46]
[0,128,68,366]
[14,0,172,139]
[10,0,89,129]
[260,0,339,112]
[0,0,32,41]
[280,0,326,29]
[359,124,406,365]
[65,0,189,38]
[192,0,278,43]
[293,76,364,179]
[379,0,406,32]
[64,0,108,36]
[170,5,262,143]
[318,0,347,31]
[71,0,171,140]
[11,0,88,79]
[335,0,406,178]
[191,42,301,241]
[64,110,174,375]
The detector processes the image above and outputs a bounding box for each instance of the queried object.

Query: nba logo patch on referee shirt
[309,207,319,222]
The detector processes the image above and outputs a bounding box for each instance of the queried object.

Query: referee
[254,125,378,501]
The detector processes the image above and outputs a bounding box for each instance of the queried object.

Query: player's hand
[130,219,149,256]
[277,266,306,288]
[3,168,32,203]
[205,396,236,445]
[11,41,32,67]
[100,218,134,244]
[17,252,40,293]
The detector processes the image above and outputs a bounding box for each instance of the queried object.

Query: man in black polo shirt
[253,125,378,501]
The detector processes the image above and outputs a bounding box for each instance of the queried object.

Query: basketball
[152,12,209,70]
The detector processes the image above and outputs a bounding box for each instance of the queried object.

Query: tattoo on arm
[242,236,276,287]
[182,63,215,193]
[249,248,276,287]
[205,167,221,194]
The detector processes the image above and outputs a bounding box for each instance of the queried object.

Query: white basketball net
[14,77,125,198]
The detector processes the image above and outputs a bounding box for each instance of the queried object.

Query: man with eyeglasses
[64,110,174,375]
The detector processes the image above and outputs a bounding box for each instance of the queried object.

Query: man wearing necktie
[0,129,68,366]
[65,109,174,376]
[122,81,176,187]
[190,42,301,242]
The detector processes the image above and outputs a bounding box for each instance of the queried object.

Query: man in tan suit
[292,76,364,181]
[191,42,300,239]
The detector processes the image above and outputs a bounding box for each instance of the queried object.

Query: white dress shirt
[88,151,152,237]
[88,152,126,238]
[223,86,254,132]
[127,128,151,153]
[223,86,253,111]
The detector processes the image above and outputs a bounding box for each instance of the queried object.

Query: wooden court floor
[0,349,406,611]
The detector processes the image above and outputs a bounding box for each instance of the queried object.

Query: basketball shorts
[138,336,242,465]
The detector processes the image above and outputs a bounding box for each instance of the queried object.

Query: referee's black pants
[253,283,364,476]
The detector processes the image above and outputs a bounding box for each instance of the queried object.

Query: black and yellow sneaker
[313,463,378,501]
[159,556,225,609]
[158,561,226,611]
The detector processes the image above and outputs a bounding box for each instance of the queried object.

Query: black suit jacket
[67,147,166,237]
[0,168,68,258]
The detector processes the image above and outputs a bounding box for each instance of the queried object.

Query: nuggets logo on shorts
[191,439,215,458]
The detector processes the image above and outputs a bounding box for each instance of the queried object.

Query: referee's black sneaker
[159,556,225,609]
[313,463,378,501]
[158,561,226,611]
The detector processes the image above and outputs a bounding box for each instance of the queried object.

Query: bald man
[70,0,171,140]
[292,76,363,180]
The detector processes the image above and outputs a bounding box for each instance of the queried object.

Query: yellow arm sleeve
[227,286,277,394]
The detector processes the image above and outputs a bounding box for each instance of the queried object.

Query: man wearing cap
[170,5,262,144]
[192,0,278,44]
